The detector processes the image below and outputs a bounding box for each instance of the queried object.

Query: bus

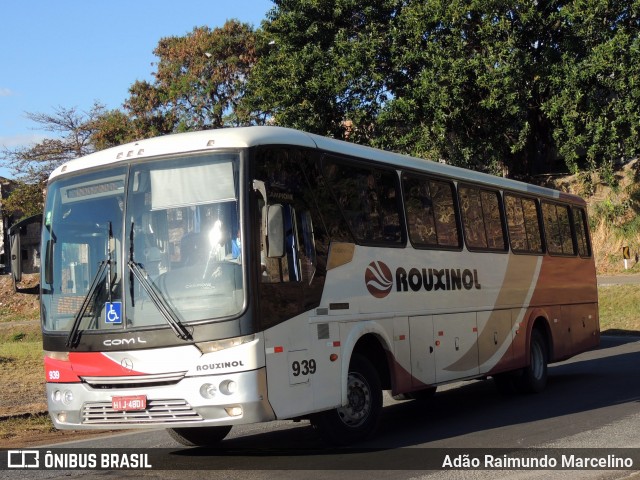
[23,126,598,446]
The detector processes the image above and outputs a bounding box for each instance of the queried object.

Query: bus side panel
[263,313,314,420]
[263,312,343,420]
[408,315,436,388]
[529,254,599,361]
[477,309,514,374]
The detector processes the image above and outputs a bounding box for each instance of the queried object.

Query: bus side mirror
[266,204,285,258]
[7,214,42,294]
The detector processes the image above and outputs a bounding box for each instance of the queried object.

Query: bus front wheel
[311,354,382,445]
[167,425,232,447]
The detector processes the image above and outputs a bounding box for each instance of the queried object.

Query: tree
[247,0,401,142]
[127,20,259,131]
[0,103,106,218]
[375,1,570,176]
[544,0,640,181]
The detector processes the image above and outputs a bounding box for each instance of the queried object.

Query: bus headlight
[62,390,74,405]
[219,380,237,395]
[195,334,256,353]
[52,389,74,405]
[200,383,217,399]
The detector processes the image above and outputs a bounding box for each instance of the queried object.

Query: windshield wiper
[128,223,192,341]
[66,222,115,348]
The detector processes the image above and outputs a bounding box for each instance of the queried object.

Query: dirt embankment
[0,273,39,320]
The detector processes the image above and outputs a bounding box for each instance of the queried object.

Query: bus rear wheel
[167,425,232,447]
[311,354,382,446]
[516,329,548,393]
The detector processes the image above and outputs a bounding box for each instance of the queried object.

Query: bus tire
[167,425,232,447]
[311,354,382,445]
[516,329,548,394]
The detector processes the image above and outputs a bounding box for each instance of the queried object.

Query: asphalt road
[5,335,639,480]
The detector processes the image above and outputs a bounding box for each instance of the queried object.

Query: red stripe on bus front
[68,352,146,377]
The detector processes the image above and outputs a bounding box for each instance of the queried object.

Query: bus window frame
[457,183,509,254]
[541,200,578,258]
[321,154,407,249]
[400,170,463,252]
[503,192,546,256]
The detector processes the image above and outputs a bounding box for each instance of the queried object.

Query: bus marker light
[435,341,441,347]
[330,354,338,362]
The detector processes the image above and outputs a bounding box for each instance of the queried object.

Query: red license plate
[112,395,147,412]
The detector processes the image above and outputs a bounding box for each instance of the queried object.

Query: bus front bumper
[46,367,275,430]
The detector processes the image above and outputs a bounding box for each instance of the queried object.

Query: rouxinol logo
[365,261,482,298]
[365,261,394,298]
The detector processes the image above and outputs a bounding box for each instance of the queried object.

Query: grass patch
[0,413,56,447]
[598,284,640,334]
[0,306,37,323]
[0,322,42,344]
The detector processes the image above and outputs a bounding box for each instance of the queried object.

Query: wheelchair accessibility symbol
[105,302,122,324]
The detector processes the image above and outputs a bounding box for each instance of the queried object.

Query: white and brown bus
[22,126,598,446]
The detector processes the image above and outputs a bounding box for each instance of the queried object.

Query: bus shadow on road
[368,336,640,448]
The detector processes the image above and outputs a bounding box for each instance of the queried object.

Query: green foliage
[378,0,546,174]
[127,20,259,131]
[1,182,44,219]
[544,0,640,176]
[247,0,400,142]
[592,198,629,227]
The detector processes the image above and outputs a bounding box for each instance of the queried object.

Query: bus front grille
[82,399,203,424]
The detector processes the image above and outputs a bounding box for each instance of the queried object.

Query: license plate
[112,395,147,412]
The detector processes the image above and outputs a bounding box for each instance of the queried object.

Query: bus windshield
[41,153,243,334]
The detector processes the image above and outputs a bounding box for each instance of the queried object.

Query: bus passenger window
[505,195,543,254]
[402,173,461,249]
[323,159,403,246]
[542,202,576,256]
[459,186,506,251]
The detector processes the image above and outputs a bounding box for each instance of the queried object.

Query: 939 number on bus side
[292,359,316,377]
[287,350,316,385]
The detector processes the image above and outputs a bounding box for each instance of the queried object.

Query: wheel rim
[336,371,371,428]
[531,340,545,380]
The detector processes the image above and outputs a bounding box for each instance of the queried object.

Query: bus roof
[50,126,584,205]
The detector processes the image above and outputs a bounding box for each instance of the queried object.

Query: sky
[0,0,274,178]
